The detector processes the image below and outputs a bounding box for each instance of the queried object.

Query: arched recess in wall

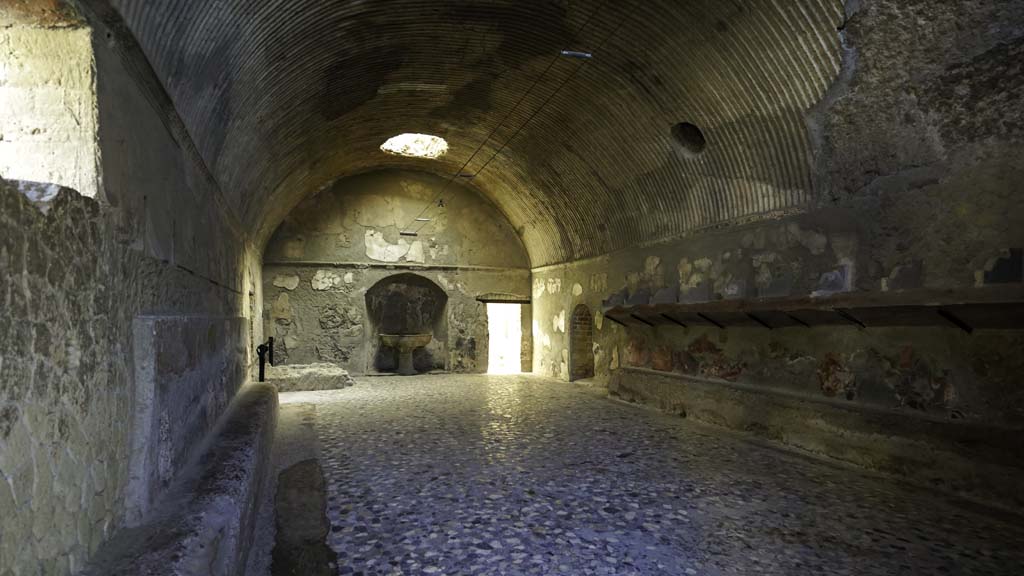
[365,273,448,374]
[570,304,595,381]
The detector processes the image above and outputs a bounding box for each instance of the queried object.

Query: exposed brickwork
[569,305,594,381]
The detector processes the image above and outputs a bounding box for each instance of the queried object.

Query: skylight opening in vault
[380,133,449,159]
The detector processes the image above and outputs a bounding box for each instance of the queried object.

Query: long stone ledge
[83,383,279,576]
[609,367,1024,513]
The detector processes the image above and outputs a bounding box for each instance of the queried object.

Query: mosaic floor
[281,374,1024,576]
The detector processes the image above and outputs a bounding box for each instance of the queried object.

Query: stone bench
[83,384,278,576]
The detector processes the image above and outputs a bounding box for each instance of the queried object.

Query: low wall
[125,316,248,524]
[83,383,278,576]
[609,368,1024,511]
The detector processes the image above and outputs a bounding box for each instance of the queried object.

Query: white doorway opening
[487,303,522,374]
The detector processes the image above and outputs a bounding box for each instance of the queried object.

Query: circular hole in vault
[671,122,707,157]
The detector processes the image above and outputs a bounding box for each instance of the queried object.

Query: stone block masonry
[0,25,100,198]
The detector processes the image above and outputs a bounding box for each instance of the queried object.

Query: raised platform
[266,363,356,392]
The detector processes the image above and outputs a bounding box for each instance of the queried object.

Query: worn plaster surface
[263,170,531,374]
[274,375,1024,575]
[0,7,256,574]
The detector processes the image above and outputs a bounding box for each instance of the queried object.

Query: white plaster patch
[572,283,583,296]
[311,270,343,291]
[365,229,417,262]
[533,278,547,299]
[344,272,355,284]
[546,278,562,294]
[272,274,300,291]
[553,310,566,333]
[406,240,426,263]
[594,311,604,331]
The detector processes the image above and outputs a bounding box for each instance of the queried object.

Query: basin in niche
[379,334,433,376]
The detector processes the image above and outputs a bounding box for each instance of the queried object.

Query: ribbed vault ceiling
[107,0,844,267]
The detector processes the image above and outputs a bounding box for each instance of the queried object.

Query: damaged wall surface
[0,6,255,574]
[0,18,99,198]
[532,0,1023,507]
[263,170,531,374]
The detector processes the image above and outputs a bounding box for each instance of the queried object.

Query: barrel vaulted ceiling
[106,0,845,266]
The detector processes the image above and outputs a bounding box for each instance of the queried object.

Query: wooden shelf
[602,285,1024,332]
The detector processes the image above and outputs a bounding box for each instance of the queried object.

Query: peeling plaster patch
[678,257,713,290]
[435,273,467,295]
[546,278,562,294]
[753,253,779,288]
[553,310,566,333]
[533,278,547,298]
[407,240,426,263]
[273,274,300,290]
[272,293,292,320]
[311,270,343,291]
[594,311,604,331]
[610,346,620,370]
[560,349,570,380]
[343,272,355,284]
[364,229,424,263]
[644,256,663,286]
[428,243,450,260]
[589,273,608,292]
[572,283,583,296]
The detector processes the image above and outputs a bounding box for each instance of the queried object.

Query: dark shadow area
[271,459,336,576]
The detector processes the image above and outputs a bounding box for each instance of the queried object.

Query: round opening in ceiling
[380,133,449,159]
[671,122,707,157]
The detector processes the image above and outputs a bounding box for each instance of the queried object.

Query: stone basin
[379,334,432,375]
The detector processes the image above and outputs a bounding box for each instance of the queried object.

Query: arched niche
[570,304,595,381]
[365,273,448,373]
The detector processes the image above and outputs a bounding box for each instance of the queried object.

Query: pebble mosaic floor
[284,374,1024,576]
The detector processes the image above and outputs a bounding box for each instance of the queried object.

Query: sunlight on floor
[487,303,522,374]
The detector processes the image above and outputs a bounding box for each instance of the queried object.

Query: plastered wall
[262,170,531,374]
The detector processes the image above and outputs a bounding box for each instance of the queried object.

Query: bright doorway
[487,303,522,374]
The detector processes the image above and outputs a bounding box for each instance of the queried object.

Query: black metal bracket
[661,313,688,328]
[937,308,973,334]
[630,314,655,327]
[697,313,725,329]
[256,337,275,382]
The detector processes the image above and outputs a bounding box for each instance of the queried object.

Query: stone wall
[531,0,1024,502]
[124,316,247,525]
[262,170,531,374]
[0,7,255,574]
[0,23,100,198]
